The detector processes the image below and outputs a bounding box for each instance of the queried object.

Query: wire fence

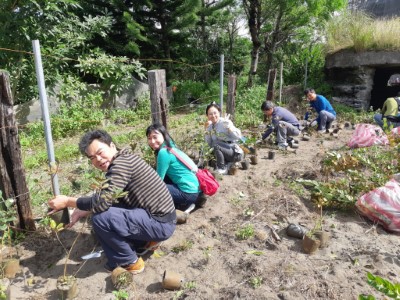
[0,45,248,131]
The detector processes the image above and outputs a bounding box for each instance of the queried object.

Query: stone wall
[14,77,150,125]
[325,50,400,110]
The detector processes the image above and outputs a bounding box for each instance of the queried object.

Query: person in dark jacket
[259,101,300,150]
[48,130,176,274]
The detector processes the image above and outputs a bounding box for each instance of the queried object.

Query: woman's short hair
[206,101,221,115]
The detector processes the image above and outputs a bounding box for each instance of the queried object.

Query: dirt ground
[7,122,400,300]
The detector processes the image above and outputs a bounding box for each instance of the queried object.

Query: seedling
[112,289,129,300]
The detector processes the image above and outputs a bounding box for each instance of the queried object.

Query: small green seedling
[112,289,129,300]
[235,224,255,240]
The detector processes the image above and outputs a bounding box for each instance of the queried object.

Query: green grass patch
[326,11,400,54]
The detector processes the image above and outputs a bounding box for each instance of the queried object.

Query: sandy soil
[7,123,400,300]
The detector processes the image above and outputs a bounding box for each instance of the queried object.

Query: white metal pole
[279,62,283,103]
[32,40,60,196]
[219,54,224,111]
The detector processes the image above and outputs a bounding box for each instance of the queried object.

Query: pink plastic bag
[356,174,400,233]
[391,126,400,136]
[347,123,388,148]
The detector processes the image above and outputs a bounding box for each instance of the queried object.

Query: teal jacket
[156,143,200,194]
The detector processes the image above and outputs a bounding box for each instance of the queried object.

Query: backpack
[166,147,220,196]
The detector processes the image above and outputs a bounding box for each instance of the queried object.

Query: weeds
[249,276,263,289]
[235,224,255,240]
[171,240,194,253]
[172,281,197,300]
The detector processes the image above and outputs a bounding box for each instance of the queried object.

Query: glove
[256,139,263,145]
[310,120,317,127]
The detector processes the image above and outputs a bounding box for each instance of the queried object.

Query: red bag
[166,147,220,196]
[195,168,220,196]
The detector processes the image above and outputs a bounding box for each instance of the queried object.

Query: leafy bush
[333,102,374,124]
[297,145,400,209]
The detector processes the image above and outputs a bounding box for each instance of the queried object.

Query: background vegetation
[2,0,400,230]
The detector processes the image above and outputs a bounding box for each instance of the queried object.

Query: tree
[196,0,234,81]
[129,0,201,80]
[261,0,347,91]
[242,0,346,89]
[0,0,145,104]
[242,0,264,87]
[76,0,148,57]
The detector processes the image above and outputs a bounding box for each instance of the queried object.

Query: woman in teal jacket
[146,123,200,209]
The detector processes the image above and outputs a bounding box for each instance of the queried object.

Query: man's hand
[255,139,264,145]
[66,209,91,228]
[48,195,69,213]
[48,195,77,215]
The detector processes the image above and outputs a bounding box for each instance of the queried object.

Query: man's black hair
[304,88,315,96]
[260,101,274,111]
[79,129,113,156]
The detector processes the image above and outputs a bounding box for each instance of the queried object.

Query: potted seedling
[302,230,321,254]
[228,163,239,175]
[302,212,330,254]
[111,267,133,290]
[241,159,250,170]
[48,217,79,300]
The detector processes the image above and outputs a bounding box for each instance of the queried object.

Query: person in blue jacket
[146,123,203,210]
[304,88,336,133]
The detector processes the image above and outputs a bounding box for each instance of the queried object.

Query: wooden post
[266,69,277,101]
[226,75,236,122]
[148,70,169,128]
[0,72,35,231]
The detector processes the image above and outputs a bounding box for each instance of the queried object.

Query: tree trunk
[264,5,284,82]
[0,72,35,231]
[247,47,260,87]
[201,11,210,82]
[244,0,262,87]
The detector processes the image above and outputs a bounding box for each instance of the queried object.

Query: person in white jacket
[205,102,244,174]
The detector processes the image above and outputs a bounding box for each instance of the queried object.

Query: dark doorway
[370,67,400,109]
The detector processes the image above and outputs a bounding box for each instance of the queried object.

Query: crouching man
[48,130,176,274]
[259,101,301,150]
